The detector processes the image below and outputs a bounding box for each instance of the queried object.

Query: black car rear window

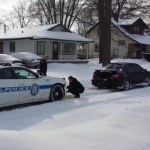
[102,64,123,70]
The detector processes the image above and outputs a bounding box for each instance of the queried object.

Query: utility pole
[98,0,112,66]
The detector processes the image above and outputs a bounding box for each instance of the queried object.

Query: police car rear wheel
[50,84,64,102]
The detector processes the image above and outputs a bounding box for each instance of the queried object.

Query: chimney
[113,13,119,22]
[4,24,6,33]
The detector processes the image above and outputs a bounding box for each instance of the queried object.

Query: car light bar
[0,62,12,66]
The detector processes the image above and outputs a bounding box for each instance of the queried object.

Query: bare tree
[77,0,150,35]
[76,6,98,37]
[2,0,35,29]
[33,0,88,29]
[12,0,35,28]
[0,8,5,29]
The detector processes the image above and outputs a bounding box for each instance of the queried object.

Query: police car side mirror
[35,73,39,78]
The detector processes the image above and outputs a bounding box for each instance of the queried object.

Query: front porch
[34,40,90,62]
[127,43,147,58]
[47,60,89,64]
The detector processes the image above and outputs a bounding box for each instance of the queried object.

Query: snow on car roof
[11,52,42,60]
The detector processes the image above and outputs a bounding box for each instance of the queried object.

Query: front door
[11,67,45,103]
[52,42,59,60]
[0,42,3,54]
[0,68,19,106]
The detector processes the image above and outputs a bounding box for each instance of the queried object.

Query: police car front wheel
[49,84,64,102]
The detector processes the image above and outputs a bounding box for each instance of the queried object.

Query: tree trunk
[98,0,112,66]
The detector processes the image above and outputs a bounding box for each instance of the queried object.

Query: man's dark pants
[68,88,84,97]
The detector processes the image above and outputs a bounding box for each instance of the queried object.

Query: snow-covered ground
[1,58,150,150]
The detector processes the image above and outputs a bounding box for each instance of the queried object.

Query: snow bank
[0,58,150,150]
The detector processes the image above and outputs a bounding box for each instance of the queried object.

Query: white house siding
[111,25,136,58]
[86,26,99,56]
[33,40,77,60]
[87,24,137,58]
[59,42,77,60]
[59,55,75,60]
[3,39,34,54]
[33,40,52,59]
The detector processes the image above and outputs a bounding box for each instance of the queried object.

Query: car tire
[146,76,150,86]
[122,79,130,91]
[49,84,65,102]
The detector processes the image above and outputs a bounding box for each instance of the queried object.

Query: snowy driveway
[0,58,150,150]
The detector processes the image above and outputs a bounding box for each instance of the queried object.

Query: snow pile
[0,58,150,150]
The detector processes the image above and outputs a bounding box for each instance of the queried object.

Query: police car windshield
[102,63,123,71]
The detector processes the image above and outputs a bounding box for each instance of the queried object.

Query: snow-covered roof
[117,18,140,25]
[33,31,92,42]
[112,19,150,45]
[87,17,150,45]
[0,24,93,43]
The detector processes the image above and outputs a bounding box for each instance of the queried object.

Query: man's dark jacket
[67,78,84,93]
[39,59,47,76]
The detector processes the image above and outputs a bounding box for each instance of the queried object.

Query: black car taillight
[93,73,97,79]
[111,74,120,79]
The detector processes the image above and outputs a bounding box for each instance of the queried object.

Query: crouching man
[67,76,84,98]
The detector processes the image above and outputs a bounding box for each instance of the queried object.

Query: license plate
[99,81,104,85]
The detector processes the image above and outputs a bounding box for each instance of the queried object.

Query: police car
[0,62,66,108]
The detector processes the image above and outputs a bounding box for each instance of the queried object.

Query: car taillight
[93,73,97,79]
[111,74,120,79]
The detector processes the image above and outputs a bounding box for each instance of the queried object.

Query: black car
[91,62,150,91]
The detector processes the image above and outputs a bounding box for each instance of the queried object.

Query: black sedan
[91,62,150,91]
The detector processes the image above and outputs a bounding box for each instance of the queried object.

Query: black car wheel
[146,76,150,86]
[122,80,130,91]
[49,84,65,102]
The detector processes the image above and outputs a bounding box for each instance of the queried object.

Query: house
[86,14,150,58]
[0,24,93,60]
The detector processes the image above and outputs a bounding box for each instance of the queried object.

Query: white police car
[0,62,66,108]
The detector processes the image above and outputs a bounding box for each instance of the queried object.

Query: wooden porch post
[86,43,89,59]
[60,42,62,60]
[75,43,77,60]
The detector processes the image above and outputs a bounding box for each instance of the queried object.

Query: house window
[118,40,125,45]
[94,43,99,52]
[94,43,99,49]
[37,41,45,55]
[9,42,15,52]
[134,27,136,32]
[62,43,75,55]
[133,26,139,34]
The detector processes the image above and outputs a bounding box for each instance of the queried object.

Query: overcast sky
[0,0,19,10]
[0,0,76,31]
